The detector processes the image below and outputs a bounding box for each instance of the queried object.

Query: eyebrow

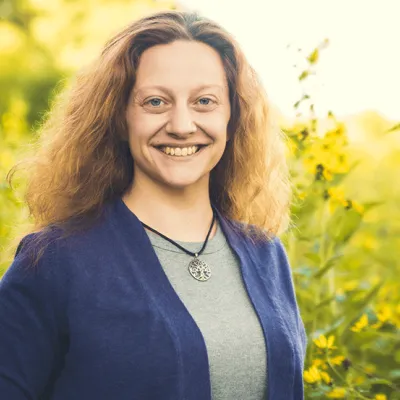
[134,84,226,97]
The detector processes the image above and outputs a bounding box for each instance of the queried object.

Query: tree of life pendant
[188,254,211,281]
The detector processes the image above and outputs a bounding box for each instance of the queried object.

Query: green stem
[326,358,346,383]
[326,240,336,316]
[308,203,326,365]
[352,364,400,391]
[326,359,371,400]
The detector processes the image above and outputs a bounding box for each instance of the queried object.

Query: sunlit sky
[179,0,399,121]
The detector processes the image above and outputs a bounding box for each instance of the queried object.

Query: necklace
[140,207,216,282]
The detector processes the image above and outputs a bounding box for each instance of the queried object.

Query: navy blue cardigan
[0,198,307,399]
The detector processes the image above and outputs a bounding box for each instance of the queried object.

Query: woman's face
[125,40,231,192]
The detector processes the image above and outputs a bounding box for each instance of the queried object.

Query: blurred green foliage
[1,1,399,399]
[0,0,175,267]
[281,42,400,399]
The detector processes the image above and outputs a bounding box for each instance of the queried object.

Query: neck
[122,178,217,242]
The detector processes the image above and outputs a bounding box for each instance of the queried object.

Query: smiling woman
[1,10,306,400]
[124,40,231,194]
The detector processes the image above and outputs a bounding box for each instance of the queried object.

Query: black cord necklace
[140,207,216,282]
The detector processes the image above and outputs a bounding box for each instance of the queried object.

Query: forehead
[134,40,228,91]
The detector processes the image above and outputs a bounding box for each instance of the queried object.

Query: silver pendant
[188,255,211,281]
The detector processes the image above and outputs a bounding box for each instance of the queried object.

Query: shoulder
[10,209,111,275]
[4,227,69,289]
[228,219,292,275]
[225,216,285,254]
[1,229,66,321]
[221,213,290,267]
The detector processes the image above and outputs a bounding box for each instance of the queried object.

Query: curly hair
[7,10,291,263]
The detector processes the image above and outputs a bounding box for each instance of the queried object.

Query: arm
[0,234,65,399]
[297,308,308,362]
[273,237,308,361]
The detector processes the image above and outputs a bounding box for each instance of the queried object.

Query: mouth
[153,144,210,158]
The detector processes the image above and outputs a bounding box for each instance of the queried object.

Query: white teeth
[158,145,201,157]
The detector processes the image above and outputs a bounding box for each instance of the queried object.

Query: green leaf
[293,266,314,278]
[303,252,321,265]
[362,201,384,212]
[327,208,363,246]
[307,49,319,64]
[339,280,385,338]
[314,294,338,310]
[386,123,400,133]
[368,377,395,386]
[298,70,309,81]
[312,316,346,338]
[312,254,343,279]
[330,160,361,185]
[389,369,400,379]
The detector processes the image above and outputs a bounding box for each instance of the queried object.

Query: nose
[165,103,196,137]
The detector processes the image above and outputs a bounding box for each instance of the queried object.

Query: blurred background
[1,0,399,398]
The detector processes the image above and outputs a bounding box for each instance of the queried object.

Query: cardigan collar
[111,197,296,400]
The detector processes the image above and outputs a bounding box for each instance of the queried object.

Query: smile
[154,145,209,158]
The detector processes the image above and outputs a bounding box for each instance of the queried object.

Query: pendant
[188,255,211,281]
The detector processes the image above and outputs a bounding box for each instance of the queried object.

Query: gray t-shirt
[144,220,267,400]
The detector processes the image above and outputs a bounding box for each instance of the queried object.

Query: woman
[0,10,307,400]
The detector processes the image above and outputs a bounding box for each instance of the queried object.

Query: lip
[153,143,211,148]
[152,144,209,159]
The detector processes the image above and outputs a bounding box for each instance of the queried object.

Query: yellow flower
[351,314,368,332]
[312,358,325,368]
[371,321,383,329]
[314,335,337,350]
[304,366,321,384]
[364,364,376,374]
[377,305,392,323]
[352,201,364,214]
[320,371,331,384]
[303,154,317,174]
[323,169,333,181]
[329,355,345,366]
[354,375,365,384]
[334,155,350,173]
[375,394,387,400]
[327,387,346,398]
[297,191,306,200]
[327,187,347,213]
[327,187,345,200]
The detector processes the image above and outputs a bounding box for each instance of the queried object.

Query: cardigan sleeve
[297,306,308,362]
[0,234,65,399]
[274,236,308,361]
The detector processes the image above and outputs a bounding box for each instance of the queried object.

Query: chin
[158,174,208,190]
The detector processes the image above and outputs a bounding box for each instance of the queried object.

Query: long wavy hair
[7,10,291,264]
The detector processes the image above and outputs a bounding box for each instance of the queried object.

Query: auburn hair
[7,10,291,264]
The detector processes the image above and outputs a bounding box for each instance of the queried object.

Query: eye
[197,97,215,106]
[144,98,165,107]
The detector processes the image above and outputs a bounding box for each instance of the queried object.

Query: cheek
[127,114,164,142]
[198,113,230,138]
